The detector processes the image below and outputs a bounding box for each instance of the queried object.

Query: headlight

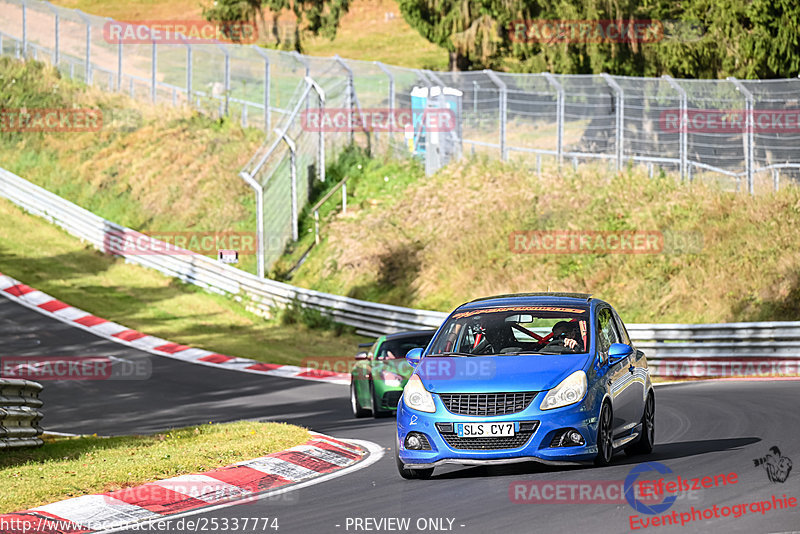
[403,375,436,413]
[380,370,403,387]
[540,370,587,410]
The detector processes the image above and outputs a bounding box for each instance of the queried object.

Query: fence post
[484,70,507,161]
[74,10,92,84]
[773,168,779,191]
[334,55,356,145]
[238,171,264,278]
[375,61,395,130]
[544,73,564,166]
[43,2,61,67]
[22,0,27,57]
[306,76,326,182]
[275,130,299,242]
[662,75,688,182]
[110,18,122,91]
[184,38,192,102]
[251,47,272,132]
[728,77,754,194]
[601,73,624,172]
[150,27,157,103]
[216,43,231,116]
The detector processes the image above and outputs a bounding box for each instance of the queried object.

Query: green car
[350,330,436,418]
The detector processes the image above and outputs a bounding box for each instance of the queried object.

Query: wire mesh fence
[2,0,800,273]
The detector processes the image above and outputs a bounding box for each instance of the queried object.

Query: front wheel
[626,392,655,456]
[350,379,370,418]
[395,442,433,480]
[594,402,614,466]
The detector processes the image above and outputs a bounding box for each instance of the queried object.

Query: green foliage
[397,0,800,77]
[203,0,351,50]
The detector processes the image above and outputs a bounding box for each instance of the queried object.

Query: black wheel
[626,392,655,456]
[395,442,433,480]
[350,379,370,418]
[370,381,393,418]
[594,402,614,466]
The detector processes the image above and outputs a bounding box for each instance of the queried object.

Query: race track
[2,295,798,534]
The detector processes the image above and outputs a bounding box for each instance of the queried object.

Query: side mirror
[405,347,423,367]
[355,351,368,360]
[608,342,633,365]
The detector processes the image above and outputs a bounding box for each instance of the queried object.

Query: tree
[203,0,351,50]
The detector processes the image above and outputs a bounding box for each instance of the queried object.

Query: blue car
[395,292,654,479]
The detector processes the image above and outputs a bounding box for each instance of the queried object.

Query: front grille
[436,421,539,450]
[438,392,537,416]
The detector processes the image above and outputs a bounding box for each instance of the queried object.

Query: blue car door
[596,307,637,435]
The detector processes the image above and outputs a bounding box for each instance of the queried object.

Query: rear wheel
[626,392,655,456]
[594,403,614,466]
[350,379,370,418]
[395,442,433,480]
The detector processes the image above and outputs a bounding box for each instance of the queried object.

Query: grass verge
[0,195,367,365]
[0,421,309,514]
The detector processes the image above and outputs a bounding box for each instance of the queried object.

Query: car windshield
[377,335,434,359]
[427,305,590,356]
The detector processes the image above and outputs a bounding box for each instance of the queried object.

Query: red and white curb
[0,271,350,385]
[0,433,379,534]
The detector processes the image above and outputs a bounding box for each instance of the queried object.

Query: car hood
[415,353,588,393]
[374,359,414,379]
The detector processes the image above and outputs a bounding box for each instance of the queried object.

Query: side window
[612,310,631,346]
[596,308,621,356]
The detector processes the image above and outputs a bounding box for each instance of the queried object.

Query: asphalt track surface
[2,295,799,534]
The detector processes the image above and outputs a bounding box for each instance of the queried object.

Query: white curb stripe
[34,494,161,529]
[151,475,251,504]
[0,271,352,385]
[236,456,319,481]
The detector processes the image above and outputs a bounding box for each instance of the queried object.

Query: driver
[551,321,581,351]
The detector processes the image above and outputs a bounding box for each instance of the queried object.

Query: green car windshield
[428,306,591,356]
[376,335,434,360]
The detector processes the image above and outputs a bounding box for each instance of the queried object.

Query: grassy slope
[49,0,447,69]
[0,57,262,274]
[277,155,800,324]
[0,422,308,513]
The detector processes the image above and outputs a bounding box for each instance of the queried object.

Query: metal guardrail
[0,378,44,449]
[2,166,800,379]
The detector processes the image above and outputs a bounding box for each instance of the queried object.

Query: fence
[3,165,800,379]
[2,0,800,275]
[0,378,44,449]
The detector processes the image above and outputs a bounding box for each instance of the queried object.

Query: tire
[370,381,393,418]
[594,402,614,466]
[626,392,655,456]
[395,442,433,480]
[350,379,370,418]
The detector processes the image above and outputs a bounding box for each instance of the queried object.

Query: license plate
[455,422,517,437]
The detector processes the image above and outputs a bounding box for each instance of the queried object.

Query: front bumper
[396,392,601,466]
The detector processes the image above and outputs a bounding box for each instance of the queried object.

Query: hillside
[274,153,800,323]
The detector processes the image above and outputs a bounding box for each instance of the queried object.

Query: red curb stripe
[109,485,208,515]
[311,435,363,453]
[74,315,107,327]
[296,369,348,379]
[273,451,340,473]
[245,362,283,372]
[4,284,35,297]
[38,300,70,312]
[154,343,190,354]
[204,465,291,493]
[198,354,234,363]
[113,329,147,341]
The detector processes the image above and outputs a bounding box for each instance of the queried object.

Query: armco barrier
[0,379,44,449]
[1,166,800,378]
